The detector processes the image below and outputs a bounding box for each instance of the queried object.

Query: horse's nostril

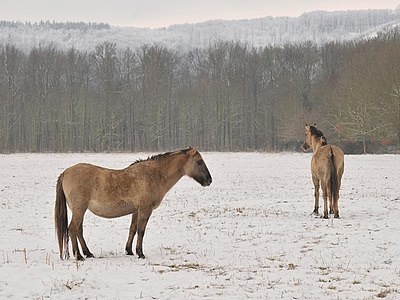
[202,176,212,186]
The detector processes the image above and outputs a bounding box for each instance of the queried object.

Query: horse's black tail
[55,173,69,259]
[329,147,338,206]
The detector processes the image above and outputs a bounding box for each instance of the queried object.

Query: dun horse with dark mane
[55,147,212,260]
[302,124,344,218]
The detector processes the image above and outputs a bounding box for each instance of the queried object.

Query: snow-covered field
[0,152,399,299]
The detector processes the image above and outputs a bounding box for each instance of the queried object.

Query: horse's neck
[157,155,186,193]
[311,138,325,152]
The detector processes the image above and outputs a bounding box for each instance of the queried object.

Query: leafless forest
[0,28,399,153]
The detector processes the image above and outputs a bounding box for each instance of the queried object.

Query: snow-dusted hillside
[1,8,400,52]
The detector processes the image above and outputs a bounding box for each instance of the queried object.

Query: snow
[0,152,399,299]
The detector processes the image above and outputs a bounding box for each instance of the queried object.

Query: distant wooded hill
[1,8,400,52]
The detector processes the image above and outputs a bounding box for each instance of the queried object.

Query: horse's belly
[88,199,134,218]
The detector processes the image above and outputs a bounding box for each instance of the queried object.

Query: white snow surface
[0,152,399,299]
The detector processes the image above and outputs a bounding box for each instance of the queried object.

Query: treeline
[0,20,110,30]
[0,29,399,153]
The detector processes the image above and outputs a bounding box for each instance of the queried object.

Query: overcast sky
[1,0,399,28]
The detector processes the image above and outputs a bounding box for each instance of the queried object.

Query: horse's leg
[321,183,329,219]
[329,180,334,214]
[69,212,85,261]
[334,177,341,218]
[328,185,334,215]
[78,222,94,258]
[312,176,320,214]
[136,208,153,259]
[125,209,138,255]
[333,192,340,218]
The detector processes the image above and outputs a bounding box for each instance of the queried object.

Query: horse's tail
[329,147,338,204]
[55,173,69,259]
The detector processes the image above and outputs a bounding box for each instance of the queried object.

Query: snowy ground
[0,152,399,299]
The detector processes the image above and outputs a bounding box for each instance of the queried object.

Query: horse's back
[62,163,103,188]
[312,145,344,179]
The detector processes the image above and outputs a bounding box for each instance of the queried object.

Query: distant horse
[55,147,212,260]
[301,124,344,218]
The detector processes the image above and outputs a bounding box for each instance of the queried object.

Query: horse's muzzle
[202,176,212,187]
[301,143,310,151]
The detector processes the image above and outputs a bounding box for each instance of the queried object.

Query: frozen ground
[0,152,399,299]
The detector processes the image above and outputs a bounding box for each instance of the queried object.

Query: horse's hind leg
[328,180,334,214]
[125,210,138,255]
[328,191,335,214]
[78,223,94,258]
[329,202,334,214]
[136,208,153,259]
[333,173,342,218]
[333,194,340,218]
[322,183,329,219]
[69,212,85,261]
[333,184,340,218]
[312,176,320,214]
[328,187,334,215]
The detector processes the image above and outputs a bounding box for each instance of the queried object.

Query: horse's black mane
[310,126,328,145]
[130,148,191,166]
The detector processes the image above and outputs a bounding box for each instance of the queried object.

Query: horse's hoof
[85,253,95,258]
[126,250,134,256]
[334,214,340,219]
[323,215,329,219]
[137,254,146,259]
[76,255,85,261]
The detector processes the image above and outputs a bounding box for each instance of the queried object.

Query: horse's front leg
[312,176,320,215]
[136,208,153,259]
[125,210,138,255]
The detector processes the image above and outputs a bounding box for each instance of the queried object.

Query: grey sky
[1,0,399,28]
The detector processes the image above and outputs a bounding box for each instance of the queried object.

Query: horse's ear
[305,124,309,129]
[187,146,197,156]
[314,123,317,127]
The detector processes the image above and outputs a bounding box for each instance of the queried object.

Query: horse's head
[302,124,327,151]
[183,147,212,187]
